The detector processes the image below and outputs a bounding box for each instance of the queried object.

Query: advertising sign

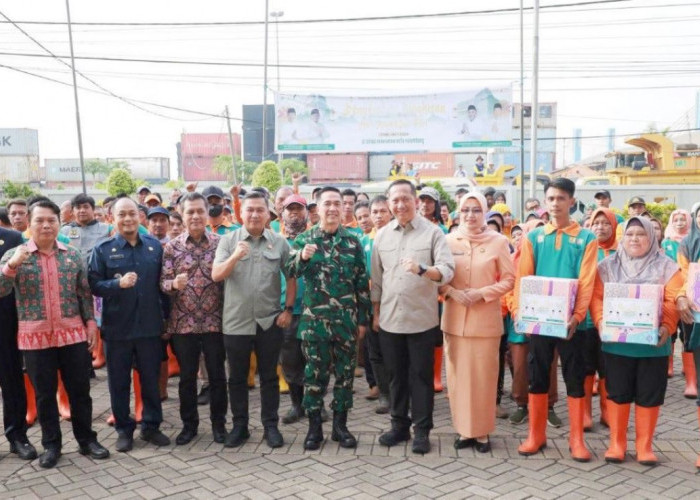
[275,88,513,153]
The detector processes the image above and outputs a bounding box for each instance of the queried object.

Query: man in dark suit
[0,226,37,460]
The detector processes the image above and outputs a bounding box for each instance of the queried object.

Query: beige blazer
[441,232,515,337]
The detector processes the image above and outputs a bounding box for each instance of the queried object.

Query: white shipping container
[107,157,169,180]
[0,129,39,156]
[0,155,40,183]
[45,158,101,183]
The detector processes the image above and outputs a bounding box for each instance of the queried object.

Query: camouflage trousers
[300,319,357,412]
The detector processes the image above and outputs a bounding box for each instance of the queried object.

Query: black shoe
[175,428,198,446]
[263,426,284,448]
[453,437,476,450]
[475,437,491,454]
[212,425,227,444]
[282,406,305,424]
[39,448,61,469]
[375,394,390,415]
[115,433,133,453]
[79,441,110,459]
[140,428,171,447]
[331,411,357,448]
[197,386,210,406]
[412,431,431,454]
[303,411,324,450]
[224,425,250,448]
[9,439,37,460]
[378,427,411,447]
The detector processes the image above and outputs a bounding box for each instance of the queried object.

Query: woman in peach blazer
[440,191,515,452]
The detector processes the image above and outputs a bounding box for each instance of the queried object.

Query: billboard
[275,88,513,154]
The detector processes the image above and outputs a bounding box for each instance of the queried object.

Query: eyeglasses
[460,208,483,214]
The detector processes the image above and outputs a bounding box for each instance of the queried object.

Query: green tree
[279,158,308,184]
[105,168,138,197]
[252,161,282,193]
[84,159,113,181]
[212,155,258,184]
[164,178,185,190]
[1,180,38,201]
[423,180,455,212]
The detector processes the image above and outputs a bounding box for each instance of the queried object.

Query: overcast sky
[1,0,698,174]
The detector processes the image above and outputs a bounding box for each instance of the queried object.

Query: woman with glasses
[440,192,515,452]
[591,216,682,465]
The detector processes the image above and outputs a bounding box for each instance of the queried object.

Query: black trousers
[279,315,305,387]
[582,327,606,378]
[23,342,97,450]
[367,326,389,395]
[363,339,376,387]
[528,328,586,398]
[171,333,227,430]
[224,324,283,428]
[105,336,163,435]
[604,352,667,407]
[379,327,436,431]
[0,317,27,442]
[694,347,700,407]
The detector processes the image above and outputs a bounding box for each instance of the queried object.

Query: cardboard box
[600,283,663,345]
[515,276,578,338]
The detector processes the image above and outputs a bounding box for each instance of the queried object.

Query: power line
[0,0,629,26]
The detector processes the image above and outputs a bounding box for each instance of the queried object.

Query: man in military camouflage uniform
[286,186,371,450]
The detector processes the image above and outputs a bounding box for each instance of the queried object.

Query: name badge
[109,254,125,260]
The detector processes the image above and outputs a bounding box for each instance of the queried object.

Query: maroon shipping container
[181,133,241,157]
[182,156,228,182]
[307,153,368,182]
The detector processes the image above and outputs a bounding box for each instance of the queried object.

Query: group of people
[1,177,700,471]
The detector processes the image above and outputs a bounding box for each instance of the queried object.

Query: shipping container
[182,156,228,182]
[369,154,395,181]
[395,153,456,178]
[180,133,241,157]
[107,157,169,181]
[0,155,40,183]
[307,153,368,182]
[45,158,95,183]
[0,129,39,156]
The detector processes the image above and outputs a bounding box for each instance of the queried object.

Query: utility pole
[225,106,238,185]
[66,0,87,194]
[529,0,540,199]
[261,0,270,162]
[519,0,525,219]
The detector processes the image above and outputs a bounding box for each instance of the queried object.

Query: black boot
[331,411,357,448]
[282,384,305,425]
[304,411,324,450]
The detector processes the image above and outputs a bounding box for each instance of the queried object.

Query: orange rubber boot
[57,374,71,421]
[598,378,609,427]
[568,397,592,462]
[696,407,700,470]
[92,331,106,369]
[635,405,660,465]
[433,346,444,393]
[278,365,289,394]
[583,375,594,432]
[668,343,674,378]
[518,393,548,455]
[167,344,180,377]
[133,370,143,423]
[604,400,630,463]
[682,352,697,398]
[24,374,37,426]
[248,353,257,388]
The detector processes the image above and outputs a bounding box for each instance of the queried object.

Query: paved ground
[1,351,700,499]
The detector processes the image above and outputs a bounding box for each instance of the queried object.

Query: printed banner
[274,88,513,153]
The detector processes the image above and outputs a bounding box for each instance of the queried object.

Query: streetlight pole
[519,0,525,219]
[65,0,87,194]
[529,0,540,199]
[261,0,270,162]
[270,10,284,164]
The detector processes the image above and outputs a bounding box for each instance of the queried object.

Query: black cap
[137,185,151,194]
[594,189,611,199]
[483,187,496,196]
[627,196,646,206]
[147,206,169,219]
[202,186,225,200]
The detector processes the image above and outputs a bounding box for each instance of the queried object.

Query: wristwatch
[417,263,428,276]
